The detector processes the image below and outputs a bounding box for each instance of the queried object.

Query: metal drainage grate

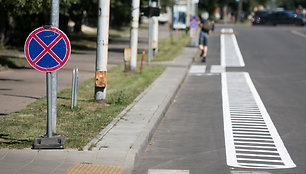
[222,72,296,169]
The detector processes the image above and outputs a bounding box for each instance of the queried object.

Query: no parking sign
[24,27,71,72]
[190,16,200,29]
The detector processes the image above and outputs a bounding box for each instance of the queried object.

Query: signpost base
[33,135,65,149]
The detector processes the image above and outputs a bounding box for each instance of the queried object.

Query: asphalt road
[132,25,306,174]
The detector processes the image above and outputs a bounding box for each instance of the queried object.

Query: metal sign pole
[33,0,65,149]
[46,72,52,138]
[50,0,59,135]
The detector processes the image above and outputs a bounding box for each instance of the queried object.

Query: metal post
[74,68,78,107]
[148,17,153,64]
[130,0,140,71]
[148,0,153,64]
[95,0,110,102]
[46,72,52,138]
[33,0,65,149]
[190,2,195,44]
[50,0,59,136]
[152,1,159,55]
[71,69,76,110]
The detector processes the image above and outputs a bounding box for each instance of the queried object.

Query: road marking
[221,28,245,67]
[148,169,190,174]
[291,30,306,38]
[189,65,206,76]
[221,28,234,33]
[211,65,225,73]
[231,171,272,174]
[222,72,296,169]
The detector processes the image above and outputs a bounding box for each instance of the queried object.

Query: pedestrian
[198,18,213,62]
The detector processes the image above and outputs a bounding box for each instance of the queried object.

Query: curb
[120,46,195,174]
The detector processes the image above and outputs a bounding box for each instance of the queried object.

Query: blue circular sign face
[24,27,71,72]
[190,16,200,29]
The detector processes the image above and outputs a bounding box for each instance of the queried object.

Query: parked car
[265,10,306,26]
[251,10,272,25]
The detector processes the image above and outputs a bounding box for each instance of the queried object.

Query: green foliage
[0,0,134,47]
[0,0,50,46]
[198,0,270,19]
[110,0,132,27]
[276,0,306,10]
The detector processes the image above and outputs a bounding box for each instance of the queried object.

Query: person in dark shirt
[198,18,213,62]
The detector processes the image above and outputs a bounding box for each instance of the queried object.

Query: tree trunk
[236,0,243,23]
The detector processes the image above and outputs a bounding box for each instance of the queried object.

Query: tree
[0,0,50,46]
[198,0,220,17]
[276,0,306,10]
[0,0,150,47]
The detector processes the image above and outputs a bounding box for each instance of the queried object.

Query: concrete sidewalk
[0,45,196,174]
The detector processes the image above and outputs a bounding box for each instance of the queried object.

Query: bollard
[71,69,75,110]
[71,68,79,110]
[140,50,145,73]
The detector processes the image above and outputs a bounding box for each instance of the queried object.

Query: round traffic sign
[190,16,200,29]
[24,27,71,72]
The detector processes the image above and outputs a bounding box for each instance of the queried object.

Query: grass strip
[0,57,29,71]
[0,64,165,149]
[139,32,191,62]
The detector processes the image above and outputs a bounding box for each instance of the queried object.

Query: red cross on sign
[24,27,71,72]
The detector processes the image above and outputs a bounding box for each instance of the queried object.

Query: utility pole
[148,0,153,64]
[152,0,159,55]
[236,0,243,23]
[95,0,110,102]
[130,0,140,71]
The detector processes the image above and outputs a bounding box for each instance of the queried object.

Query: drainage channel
[222,72,296,169]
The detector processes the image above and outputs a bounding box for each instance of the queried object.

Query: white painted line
[222,72,296,169]
[236,158,283,163]
[233,131,270,135]
[291,30,306,38]
[231,171,272,174]
[235,145,277,149]
[221,34,226,67]
[148,169,190,174]
[189,65,206,76]
[234,141,274,145]
[210,65,225,73]
[236,153,280,158]
[220,28,245,67]
[232,34,245,67]
[235,149,279,154]
[221,28,234,33]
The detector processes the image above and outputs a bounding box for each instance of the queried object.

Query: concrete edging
[120,48,194,174]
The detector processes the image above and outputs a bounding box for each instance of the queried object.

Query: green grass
[0,57,29,71]
[0,64,165,149]
[139,33,191,62]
